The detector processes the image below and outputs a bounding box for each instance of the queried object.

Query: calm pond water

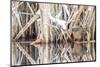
[12,42,96,65]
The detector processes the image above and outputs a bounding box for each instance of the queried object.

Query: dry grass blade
[12,2,23,11]
[15,15,39,40]
[17,12,33,15]
[13,11,22,29]
[27,2,34,15]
